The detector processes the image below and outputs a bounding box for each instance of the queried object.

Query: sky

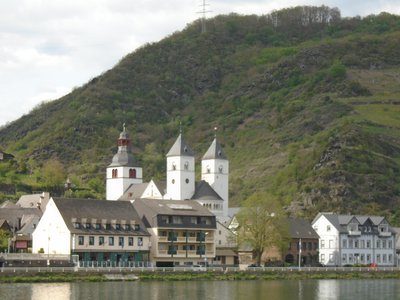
[1,0,399,127]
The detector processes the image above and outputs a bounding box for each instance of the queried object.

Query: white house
[32,197,150,265]
[312,213,396,266]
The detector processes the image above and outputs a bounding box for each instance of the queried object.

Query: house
[0,207,42,253]
[132,198,216,267]
[214,221,238,265]
[239,217,319,266]
[281,218,319,266]
[312,213,396,266]
[32,198,150,266]
[16,192,50,211]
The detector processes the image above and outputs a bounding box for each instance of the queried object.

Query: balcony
[156,250,215,258]
[379,231,392,237]
[348,230,361,236]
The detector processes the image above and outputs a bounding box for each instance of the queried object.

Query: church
[106,125,230,221]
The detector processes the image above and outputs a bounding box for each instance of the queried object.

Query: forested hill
[1,6,400,223]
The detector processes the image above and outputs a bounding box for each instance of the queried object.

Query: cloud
[1,0,400,126]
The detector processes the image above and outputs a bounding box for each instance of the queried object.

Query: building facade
[32,198,150,266]
[312,213,396,266]
[132,198,216,267]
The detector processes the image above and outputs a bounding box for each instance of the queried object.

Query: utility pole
[197,0,212,33]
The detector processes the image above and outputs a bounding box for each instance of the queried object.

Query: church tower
[201,133,229,217]
[106,125,142,200]
[165,133,195,200]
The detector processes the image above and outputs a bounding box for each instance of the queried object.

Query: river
[1,279,399,300]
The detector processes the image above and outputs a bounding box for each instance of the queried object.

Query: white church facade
[106,126,230,220]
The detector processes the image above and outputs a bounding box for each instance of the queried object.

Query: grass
[354,104,400,128]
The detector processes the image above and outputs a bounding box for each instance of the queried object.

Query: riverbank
[1,269,400,283]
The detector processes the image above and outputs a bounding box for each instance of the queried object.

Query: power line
[197,0,212,33]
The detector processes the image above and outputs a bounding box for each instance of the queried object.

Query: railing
[0,253,70,260]
[1,266,400,274]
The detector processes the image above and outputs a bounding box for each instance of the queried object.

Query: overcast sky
[1,0,399,127]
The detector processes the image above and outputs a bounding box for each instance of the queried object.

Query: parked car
[191,264,206,271]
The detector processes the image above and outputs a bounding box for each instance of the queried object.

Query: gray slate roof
[108,127,139,167]
[289,218,319,239]
[313,213,389,233]
[166,134,194,157]
[0,207,42,231]
[191,181,223,201]
[202,138,227,160]
[132,198,214,218]
[119,183,150,200]
[52,198,149,236]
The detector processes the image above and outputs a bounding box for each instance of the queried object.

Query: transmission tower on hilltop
[197,0,212,33]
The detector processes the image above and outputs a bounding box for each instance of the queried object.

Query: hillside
[1,6,400,223]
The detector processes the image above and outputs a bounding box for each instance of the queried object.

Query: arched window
[112,169,118,178]
[129,168,136,178]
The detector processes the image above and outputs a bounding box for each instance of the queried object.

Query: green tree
[0,229,10,252]
[236,192,289,265]
[42,159,66,188]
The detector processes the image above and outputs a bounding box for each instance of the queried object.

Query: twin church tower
[106,125,229,219]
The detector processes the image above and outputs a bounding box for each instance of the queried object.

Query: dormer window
[74,222,81,229]
[115,224,121,230]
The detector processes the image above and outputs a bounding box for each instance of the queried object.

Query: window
[360,240,365,248]
[74,223,81,229]
[185,178,189,184]
[119,237,124,247]
[99,236,104,246]
[377,254,381,263]
[342,254,347,263]
[135,224,140,231]
[389,240,393,248]
[354,240,359,248]
[105,224,111,230]
[129,168,136,178]
[172,162,176,171]
[124,224,130,231]
[308,242,312,250]
[329,240,333,248]
[367,254,371,263]
[349,254,353,263]
[382,240,386,249]
[383,254,387,263]
[89,236,94,246]
[115,224,121,230]
[360,254,365,263]
[109,237,114,246]
[95,223,101,230]
[321,254,325,263]
[218,165,223,173]
[206,166,211,173]
[342,239,347,248]
[349,239,353,248]
[138,237,143,246]
[367,240,371,248]
[112,169,118,178]
[321,240,325,249]
[128,237,134,246]
[78,236,84,245]
[327,225,331,231]
[377,240,381,248]
[85,223,91,229]
[389,254,393,263]
[184,161,189,170]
